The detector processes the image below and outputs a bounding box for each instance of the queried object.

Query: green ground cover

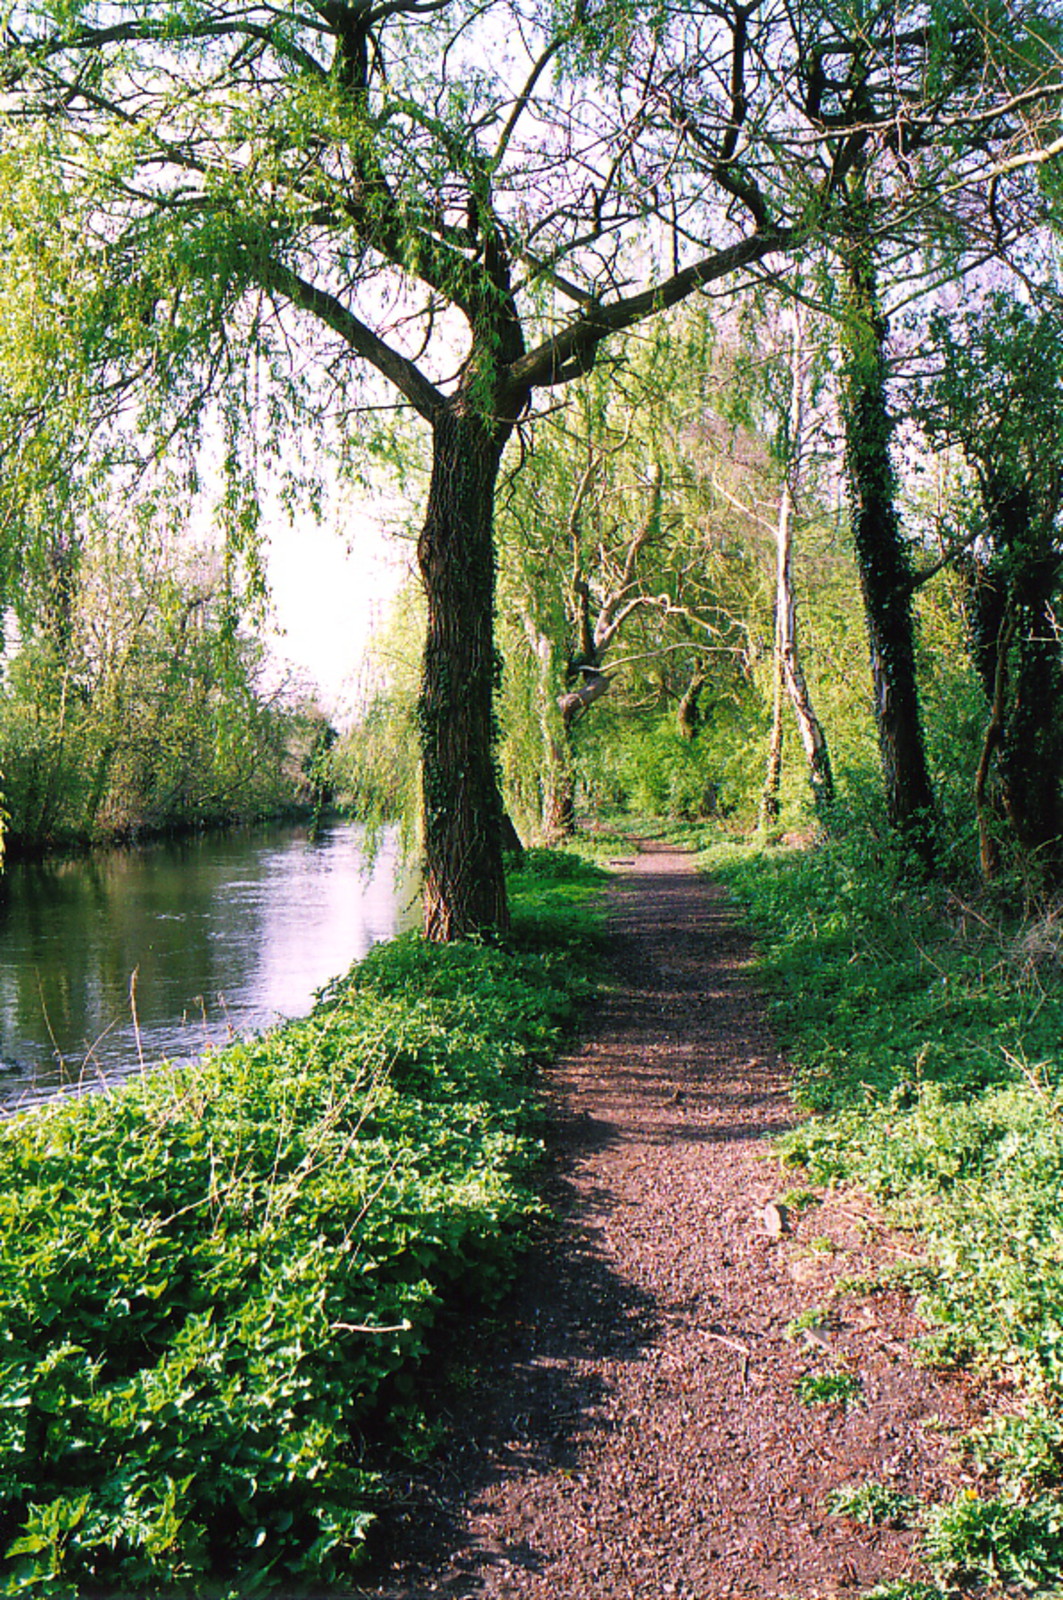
[705,830,1063,1597]
[0,850,607,1599]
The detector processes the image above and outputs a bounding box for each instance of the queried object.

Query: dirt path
[349,842,980,1599]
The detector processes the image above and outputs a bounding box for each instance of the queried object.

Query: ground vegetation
[707,818,1063,1594]
[0,851,606,1598]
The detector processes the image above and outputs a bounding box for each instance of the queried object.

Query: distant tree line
[0,516,332,855]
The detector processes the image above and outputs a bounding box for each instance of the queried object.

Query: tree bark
[776,485,834,818]
[418,403,511,940]
[984,488,1063,871]
[974,609,1012,881]
[841,217,936,865]
[558,667,612,728]
[761,646,784,827]
[677,664,708,742]
[770,311,834,821]
[1003,602,1063,867]
[546,740,577,839]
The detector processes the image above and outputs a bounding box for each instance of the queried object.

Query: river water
[0,821,419,1112]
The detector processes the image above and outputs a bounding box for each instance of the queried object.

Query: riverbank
[0,851,609,1599]
[0,802,321,865]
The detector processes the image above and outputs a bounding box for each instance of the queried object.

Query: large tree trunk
[960,479,1063,882]
[1003,598,1063,866]
[841,222,936,865]
[418,403,510,940]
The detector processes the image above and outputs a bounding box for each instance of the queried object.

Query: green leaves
[0,516,302,847]
[922,1489,1063,1590]
[715,829,1063,1591]
[0,860,604,1595]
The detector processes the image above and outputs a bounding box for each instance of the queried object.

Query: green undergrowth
[705,831,1063,1596]
[0,851,608,1599]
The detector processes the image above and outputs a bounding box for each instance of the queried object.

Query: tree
[921,295,1063,881]
[497,309,773,837]
[0,525,297,848]
[2,0,799,937]
[777,0,1062,863]
[3,0,1060,926]
[334,582,425,839]
[760,305,834,827]
[838,178,938,860]
[526,456,674,836]
[501,417,671,838]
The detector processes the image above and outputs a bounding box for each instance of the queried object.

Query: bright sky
[263,504,413,718]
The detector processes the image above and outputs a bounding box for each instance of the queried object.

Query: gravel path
[348,841,982,1600]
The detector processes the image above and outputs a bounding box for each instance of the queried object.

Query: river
[0,821,419,1111]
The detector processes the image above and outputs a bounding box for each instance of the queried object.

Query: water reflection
[0,822,419,1109]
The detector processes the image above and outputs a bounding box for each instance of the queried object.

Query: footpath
[350,842,978,1600]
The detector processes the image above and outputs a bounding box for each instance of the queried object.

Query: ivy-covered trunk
[1005,597,1063,866]
[982,485,1063,874]
[841,225,936,865]
[418,401,510,940]
[545,733,577,839]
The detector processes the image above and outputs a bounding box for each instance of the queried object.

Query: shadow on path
[340,844,760,1598]
[345,1124,660,1597]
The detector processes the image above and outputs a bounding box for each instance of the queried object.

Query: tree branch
[254,259,444,420]
[595,465,663,648]
[505,227,791,396]
[907,523,985,591]
[491,35,567,172]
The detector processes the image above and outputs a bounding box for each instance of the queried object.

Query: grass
[704,825,1063,1595]
[0,851,609,1599]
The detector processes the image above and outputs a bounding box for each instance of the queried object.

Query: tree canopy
[1,0,1061,929]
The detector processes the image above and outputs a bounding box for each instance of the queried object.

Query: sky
[262,503,413,719]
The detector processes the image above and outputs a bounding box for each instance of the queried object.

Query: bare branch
[505,228,792,397]
[491,35,567,171]
[595,465,664,649]
[254,259,444,420]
